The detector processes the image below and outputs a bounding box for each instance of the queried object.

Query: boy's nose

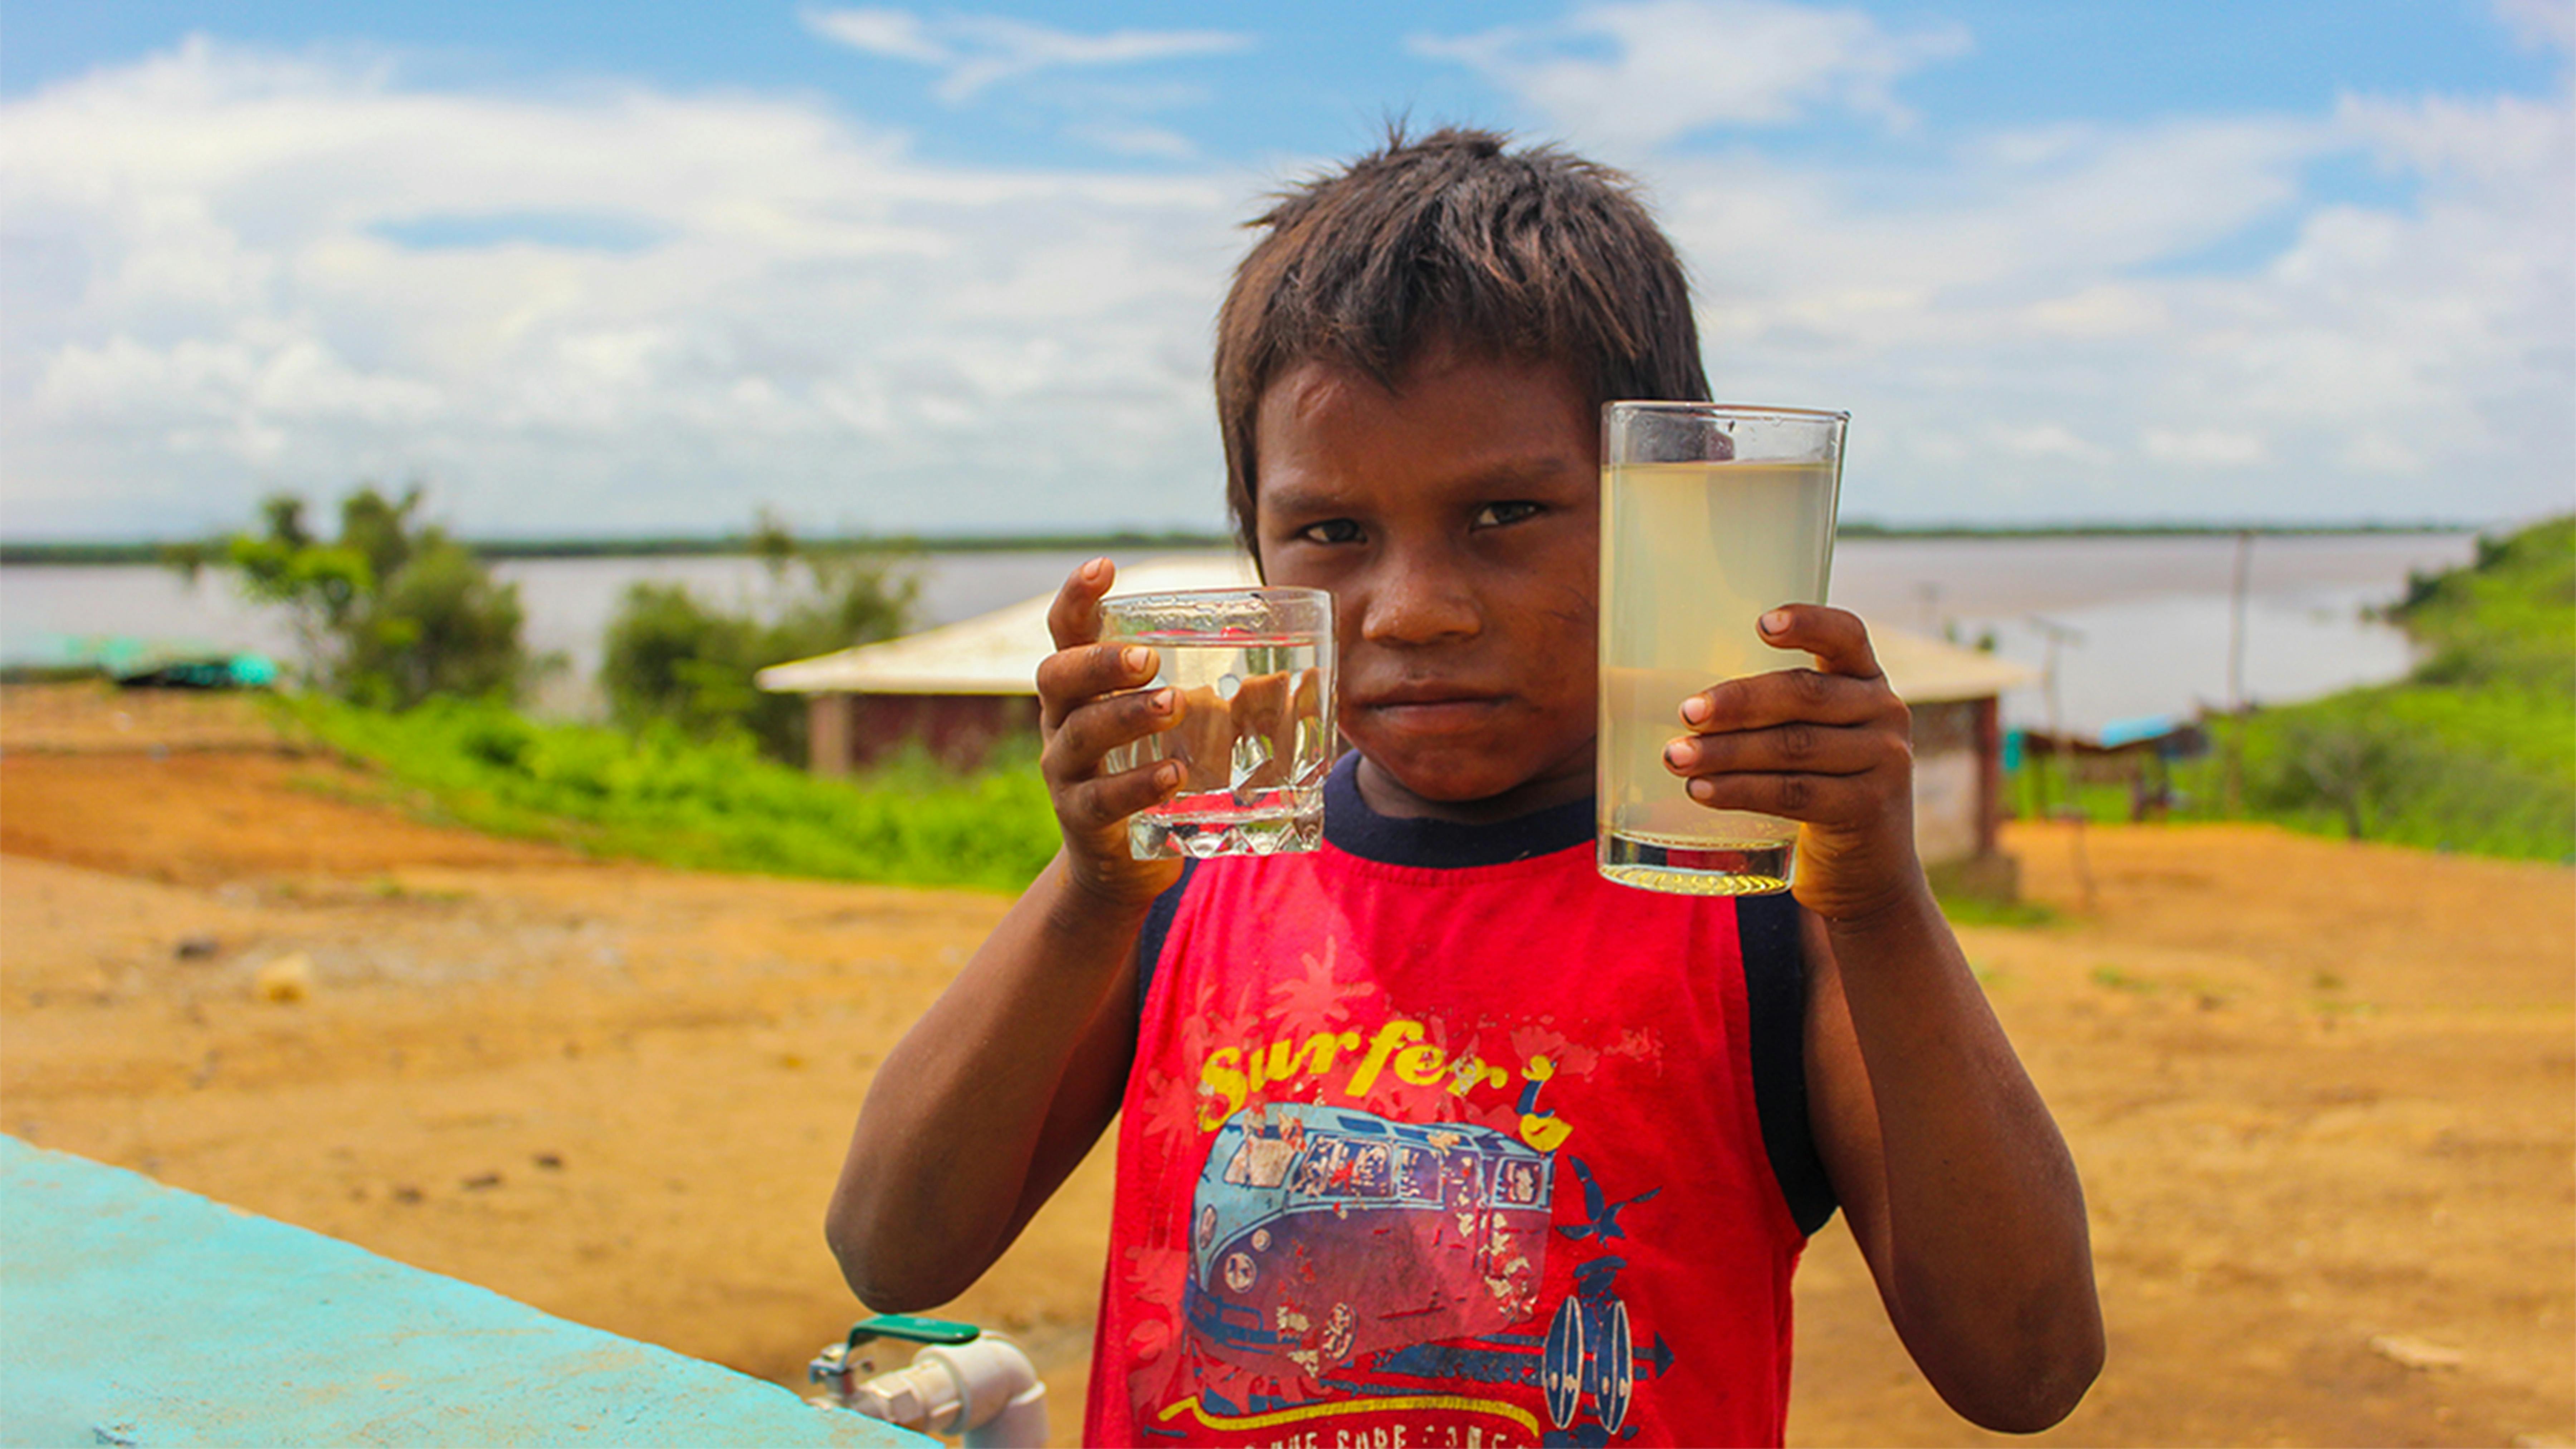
[1356,557,1481,645]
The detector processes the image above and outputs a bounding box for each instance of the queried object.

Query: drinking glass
[1100,587,1336,859]
[1598,403,1846,894]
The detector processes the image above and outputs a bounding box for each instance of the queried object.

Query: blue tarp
[2095,713,2196,750]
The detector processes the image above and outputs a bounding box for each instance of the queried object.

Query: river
[0,532,2477,737]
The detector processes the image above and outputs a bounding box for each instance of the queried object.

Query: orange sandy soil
[2,681,2569,1448]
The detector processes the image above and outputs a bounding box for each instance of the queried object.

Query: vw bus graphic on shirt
[1180,1101,1646,1435]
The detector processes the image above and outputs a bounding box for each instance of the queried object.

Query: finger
[1057,757,1187,837]
[1662,719,1896,780]
[1044,686,1184,781]
[1679,664,1903,735]
[1678,768,1885,823]
[1046,557,1117,652]
[1036,641,1163,732]
[1755,603,1882,681]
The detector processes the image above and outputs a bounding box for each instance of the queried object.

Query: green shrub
[285,694,1058,892]
[181,486,532,708]
[599,517,914,764]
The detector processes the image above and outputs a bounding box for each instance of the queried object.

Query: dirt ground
[2,681,2569,1448]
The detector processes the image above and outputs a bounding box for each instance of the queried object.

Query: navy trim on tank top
[1132,854,1197,1009]
[1320,751,1596,865]
[1131,750,1836,1235]
[1738,889,1838,1235]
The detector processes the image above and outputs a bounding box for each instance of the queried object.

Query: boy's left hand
[1663,603,1919,923]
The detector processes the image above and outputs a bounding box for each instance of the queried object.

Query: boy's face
[1253,344,1599,821]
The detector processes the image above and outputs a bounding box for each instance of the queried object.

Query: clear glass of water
[1599,403,1846,895]
[1099,587,1336,859]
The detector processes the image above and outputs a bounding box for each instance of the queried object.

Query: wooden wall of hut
[807,693,1040,774]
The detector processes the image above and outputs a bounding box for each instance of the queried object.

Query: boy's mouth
[1350,686,1508,727]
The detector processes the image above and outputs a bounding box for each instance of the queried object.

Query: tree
[2256,715,2396,841]
[600,514,914,763]
[204,484,530,709]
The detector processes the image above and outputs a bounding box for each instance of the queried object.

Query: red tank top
[1085,759,1833,1446]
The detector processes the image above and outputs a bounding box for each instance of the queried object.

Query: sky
[2,0,2570,541]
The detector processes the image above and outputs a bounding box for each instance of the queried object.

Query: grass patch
[2090,964,2157,994]
[1938,892,2062,929]
[2209,516,2573,862]
[277,694,1060,893]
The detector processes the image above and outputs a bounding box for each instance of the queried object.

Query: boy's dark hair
[1215,125,1709,560]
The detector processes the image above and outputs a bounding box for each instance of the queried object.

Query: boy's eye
[1297,518,1364,545]
[1472,501,1544,529]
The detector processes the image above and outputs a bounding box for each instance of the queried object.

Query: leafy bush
[179,486,530,708]
[599,583,774,737]
[600,516,915,763]
[282,694,1058,892]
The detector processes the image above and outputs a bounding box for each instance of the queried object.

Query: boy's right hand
[1037,558,1187,907]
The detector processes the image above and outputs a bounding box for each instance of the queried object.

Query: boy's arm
[1802,886,2104,1431]
[1667,605,2103,1431]
[825,855,1148,1310]
[825,560,1185,1311]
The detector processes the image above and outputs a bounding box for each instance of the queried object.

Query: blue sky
[3,1,2569,538]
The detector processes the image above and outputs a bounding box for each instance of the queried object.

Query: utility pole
[2030,616,2085,810]
[2030,615,2096,913]
[2224,528,2254,815]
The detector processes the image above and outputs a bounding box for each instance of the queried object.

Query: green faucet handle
[846,1313,981,1350]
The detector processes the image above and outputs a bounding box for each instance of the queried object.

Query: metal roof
[756,555,1260,696]
[756,553,2031,704]
[1872,628,2036,704]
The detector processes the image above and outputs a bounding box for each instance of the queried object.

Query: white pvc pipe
[844,1336,1048,1449]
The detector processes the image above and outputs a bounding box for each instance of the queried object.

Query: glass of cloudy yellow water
[1599,402,1846,895]
[1100,586,1336,859]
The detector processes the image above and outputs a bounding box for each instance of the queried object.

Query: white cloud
[2495,0,2576,55]
[1993,423,2112,465]
[802,8,949,64]
[1639,80,2570,522]
[2025,286,2170,339]
[2142,428,2269,467]
[1,19,2567,539]
[1401,0,2567,525]
[2340,430,2428,474]
[802,7,1251,103]
[1414,0,1971,150]
[0,37,1248,539]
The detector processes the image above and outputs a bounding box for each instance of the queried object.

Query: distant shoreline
[0,520,2485,566]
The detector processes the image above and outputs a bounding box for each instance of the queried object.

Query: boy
[829,128,2102,1445]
